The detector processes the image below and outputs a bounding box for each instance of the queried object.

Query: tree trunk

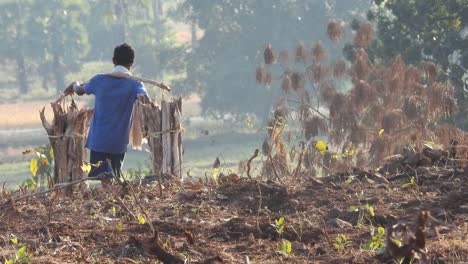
[191,19,197,46]
[40,97,93,195]
[15,52,29,94]
[152,0,164,79]
[115,0,128,43]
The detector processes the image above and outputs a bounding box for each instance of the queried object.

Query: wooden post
[139,96,183,179]
[139,98,163,174]
[161,100,172,175]
[171,98,183,178]
[40,98,92,193]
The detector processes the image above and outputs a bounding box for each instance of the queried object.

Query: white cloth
[111,65,144,149]
[112,65,132,76]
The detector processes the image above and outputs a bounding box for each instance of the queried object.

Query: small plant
[363,226,386,252]
[333,234,351,251]
[4,245,32,264]
[274,216,285,236]
[349,202,376,225]
[23,145,54,191]
[273,217,293,255]
[279,239,292,255]
[401,177,415,188]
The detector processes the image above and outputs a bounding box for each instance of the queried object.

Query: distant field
[0,93,201,130]
[0,100,90,129]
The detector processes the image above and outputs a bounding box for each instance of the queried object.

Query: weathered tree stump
[40,97,93,193]
[139,96,183,179]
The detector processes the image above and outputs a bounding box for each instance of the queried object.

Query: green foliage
[212,167,221,183]
[363,226,386,252]
[0,0,186,95]
[332,234,351,250]
[22,145,53,191]
[4,245,32,264]
[367,0,468,127]
[274,216,285,235]
[137,215,146,225]
[279,239,292,254]
[401,177,415,188]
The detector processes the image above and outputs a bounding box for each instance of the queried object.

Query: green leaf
[336,236,342,244]
[280,239,292,254]
[278,225,284,235]
[244,116,254,128]
[402,177,415,188]
[378,129,385,136]
[276,217,285,226]
[392,239,402,247]
[366,204,375,217]
[333,242,341,249]
[10,237,18,244]
[5,259,14,264]
[314,140,328,153]
[116,222,123,232]
[26,179,36,191]
[30,158,38,177]
[20,257,32,263]
[17,245,26,259]
[137,215,146,225]
[377,226,385,235]
[49,147,54,159]
[212,168,221,182]
[81,162,92,174]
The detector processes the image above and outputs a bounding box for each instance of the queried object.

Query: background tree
[28,0,90,91]
[174,0,371,117]
[0,1,33,93]
[362,0,468,128]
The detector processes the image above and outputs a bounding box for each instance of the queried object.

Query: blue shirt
[84,74,148,154]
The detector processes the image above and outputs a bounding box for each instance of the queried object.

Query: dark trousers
[88,150,125,179]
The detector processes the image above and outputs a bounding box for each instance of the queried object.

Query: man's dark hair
[113,43,135,66]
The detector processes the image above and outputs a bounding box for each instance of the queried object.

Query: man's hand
[64,81,77,96]
[64,81,85,96]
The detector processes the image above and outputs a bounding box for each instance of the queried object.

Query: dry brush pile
[256,21,466,178]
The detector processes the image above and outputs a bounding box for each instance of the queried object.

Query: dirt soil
[0,158,467,263]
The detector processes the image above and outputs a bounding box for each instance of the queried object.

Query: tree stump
[139,96,183,179]
[40,97,93,194]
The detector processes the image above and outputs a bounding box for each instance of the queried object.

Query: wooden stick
[246,149,259,181]
[268,154,284,184]
[106,72,171,91]
[13,173,106,202]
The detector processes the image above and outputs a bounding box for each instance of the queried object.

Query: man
[64,43,150,186]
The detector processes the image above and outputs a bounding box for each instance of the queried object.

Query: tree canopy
[366,0,468,127]
[174,0,370,117]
